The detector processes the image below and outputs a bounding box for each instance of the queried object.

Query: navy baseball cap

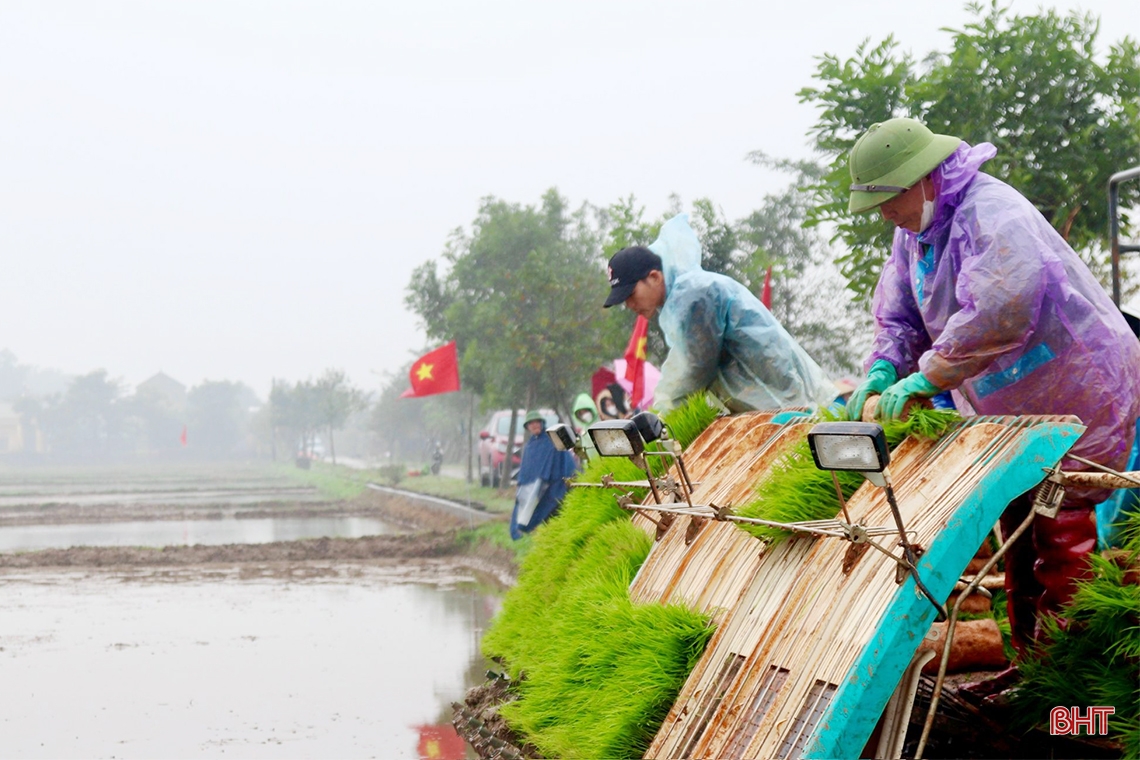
[604,246,662,308]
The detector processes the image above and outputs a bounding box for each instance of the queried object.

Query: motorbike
[430,440,444,475]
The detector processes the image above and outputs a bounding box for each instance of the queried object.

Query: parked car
[477,408,560,487]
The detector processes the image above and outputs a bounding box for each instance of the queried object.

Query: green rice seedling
[734,408,960,542]
[481,456,650,672]
[1009,508,1140,757]
[986,588,1017,661]
[506,600,713,759]
[483,519,655,679]
[485,397,722,669]
[499,542,713,759]
[662,392,721,451]
[479,396,722,749]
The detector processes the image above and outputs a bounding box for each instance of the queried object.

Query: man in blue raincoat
[844,117,1140,688]
[603,214,836,414]
[509,411,578,540]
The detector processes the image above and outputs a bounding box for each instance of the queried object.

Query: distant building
[137,372,187,413]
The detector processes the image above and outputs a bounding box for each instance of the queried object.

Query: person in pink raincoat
[844,117,1140,696]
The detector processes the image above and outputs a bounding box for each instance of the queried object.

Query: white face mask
[917,179,935,233]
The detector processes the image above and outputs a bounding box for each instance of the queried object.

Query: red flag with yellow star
[401,341,461,398]
[623,315,649,409]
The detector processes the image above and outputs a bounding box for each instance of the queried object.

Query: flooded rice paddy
[0,515,393,553]
[0,463,503,759]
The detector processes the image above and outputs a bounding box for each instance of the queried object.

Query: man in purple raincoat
[844,118,1140,691]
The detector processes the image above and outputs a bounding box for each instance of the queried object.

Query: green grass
[734,408,961,541]
[1008,509,1140,757]
[392,472,517,514]
[278,462,371,499]
[283,460,518,514]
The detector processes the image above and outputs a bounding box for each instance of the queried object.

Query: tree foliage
[269,370,364,463]
[369,365,472,470]
[798,1,1140,300]
[740,155,871,374]
[313,369,366,464]
[26,370,130,459]
[406,189,628,417]
[131,383,185,454]
[186,380,257,458]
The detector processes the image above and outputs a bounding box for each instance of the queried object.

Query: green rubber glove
[875,372,941,421]
[846,360,898,420]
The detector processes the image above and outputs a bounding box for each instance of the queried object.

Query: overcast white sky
[2,0,1137,398]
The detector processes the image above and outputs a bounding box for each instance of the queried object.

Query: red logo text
[1050,706,1114,736]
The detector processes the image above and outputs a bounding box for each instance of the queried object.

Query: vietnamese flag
[761,266,772,310]
[401,341,461,398]
[415,724,467,760]
[623,315,649,409]
[179,425,188,447]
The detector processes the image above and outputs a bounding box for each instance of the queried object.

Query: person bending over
[603,214,836,415]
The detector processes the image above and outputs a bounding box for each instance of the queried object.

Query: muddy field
[0,462,516,584]
[0,462,513,758]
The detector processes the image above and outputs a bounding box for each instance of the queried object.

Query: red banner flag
[623,315,649,409]
[179,425,188,447]
[761,266,772,310]
[401,341,461,398]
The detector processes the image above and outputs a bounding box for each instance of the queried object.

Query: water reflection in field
[0,516,394,553]
[0,567,496,759]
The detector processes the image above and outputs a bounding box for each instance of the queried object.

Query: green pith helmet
[524,410,545,425]
[848,118,962,213]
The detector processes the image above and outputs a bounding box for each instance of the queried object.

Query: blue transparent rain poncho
[649,214,836,413]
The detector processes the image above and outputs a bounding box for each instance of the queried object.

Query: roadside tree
[370,366,471,473]
[313,368,366,465]
[270,379,322,461]
[407,189,627,426]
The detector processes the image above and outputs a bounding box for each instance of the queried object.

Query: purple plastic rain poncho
[651,214,836,413]
[867,142,1140,474]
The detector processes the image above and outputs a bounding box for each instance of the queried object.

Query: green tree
[0,350,30,401]
[186,380,257,458]
[688,198,742,281]
[270,378,322,461]
[36,370,129,460]
[369,365,472,473]
[798,1,1140,300]
[596,194,746,367]
[740,154,871,375]
[406,189,628,425]
[597,195,661,259]
[313,368,365,465]
[129,384,185,455]
[0,350,70,401]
